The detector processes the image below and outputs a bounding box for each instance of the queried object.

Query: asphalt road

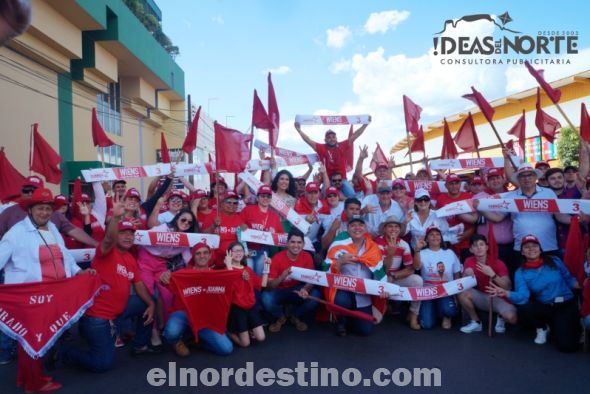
[1,315,588,394]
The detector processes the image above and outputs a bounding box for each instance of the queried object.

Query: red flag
[403,95,422,135]
[345,125,354,172]
[406,125,425,156]
[486,221,498,262]
[564,215,585,285]
[453,113,479,152]
[206,153,216,184]
[182,106,201,154]
[91,108,115,147]
[0,148,26,201]
[252,89,273,129]
[369,143,389,172]
[507,110,527,153]
[267,73,280,148]
[580,103,590,144]
[463,86,495,124]
[505,139,517,156]
[440,119,458,159]
[160,132,171,163]
[534,88,561,143]
[30,124,62,184]
[524,60,561,104]
[307,295,376,322]
[214,122,253,173]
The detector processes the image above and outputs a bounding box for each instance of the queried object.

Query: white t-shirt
[419,248,461,285]
[361,194,404,237]
[157,211,175,225]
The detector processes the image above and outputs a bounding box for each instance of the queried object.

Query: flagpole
[29,124,33,175]
[249,123,255,159]
[406,131,414,173]
[101,147,106,168]
[487,120,517,170]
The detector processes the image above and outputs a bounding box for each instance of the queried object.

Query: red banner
[0,275,104,358]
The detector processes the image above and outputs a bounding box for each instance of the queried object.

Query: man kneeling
[458,235,517,334]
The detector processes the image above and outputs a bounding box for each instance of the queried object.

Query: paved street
[1,315,587,393]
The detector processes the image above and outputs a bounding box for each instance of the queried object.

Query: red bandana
[0,275,104,358]
[522,258,544,270]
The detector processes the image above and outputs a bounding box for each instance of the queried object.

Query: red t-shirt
[86,246,141,320]
[214,212,245,267]
[232,265,262,309]
[269,250,315,289]
[241,205,283,233]
[106,208,147,230]
[198,210,216,231]
[463,256,509,293]
[71,216,106,244]
[315,140,352,179]
[436,192,473,250]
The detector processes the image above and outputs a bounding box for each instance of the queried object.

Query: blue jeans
[163,311,233,356]
[584,315,590,329]
[333,290,374,336]
[419,296,458,329]
[113,294,151,349]
[0,331,15,363]
[247,246,271,276]
[60,316,115,373]
[341,180,356,198]
[262,284,321,323]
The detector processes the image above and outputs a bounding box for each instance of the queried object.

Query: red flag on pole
[507,110,527,154]
[462,86,495,124]
[524,60,561,104]
[252,89,273,130]
[440,119,458,159]
[453,113,479,152]
[369,143,389,172]
[30,124,62,184]
[214,122,253,173]
[345,125,354,172]
[564,215,585,285]
[267,73,280,148]
[0,148,26,201]
[182,106,201,154]
[406,125,425,156]
[403,95,422,136]
[91,108,115,147]
[535,88,561,143]
[160,132,171,163]
[580,103,590,144]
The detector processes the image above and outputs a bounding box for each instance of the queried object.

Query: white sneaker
[495,317,506,334]
[460,320,482,334]
[534,327,549,345]
[151,328,162,347]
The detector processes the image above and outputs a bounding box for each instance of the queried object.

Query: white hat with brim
[510,164,543,185]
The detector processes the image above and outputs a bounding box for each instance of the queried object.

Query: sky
[158,0,590,174]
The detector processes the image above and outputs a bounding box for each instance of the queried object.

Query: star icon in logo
[498,11,513,26]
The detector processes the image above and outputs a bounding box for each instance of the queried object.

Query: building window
[97,145,123,166]
[96,82,121,136]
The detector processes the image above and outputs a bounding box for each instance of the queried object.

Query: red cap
[22,176,44,189]
[224,191,239,200]
[117,220,137,232]
[124,188,141,200]
[487,168,502,178]
[535,160,549,169]
[20,188,54,210]
[305,182,320,193]
[54,194,68,208]
[191,242,211,257]
[445,174,461,183]
[469,176,483,185]
[520,234,540,247]
[257,185,273,195]
[425,224,441,236]
[167,190,184,202]
[190,189,208,199]
[80,193,91,202]
[375,163,389,170]
[326,186,339,196]
[179,190,190,203]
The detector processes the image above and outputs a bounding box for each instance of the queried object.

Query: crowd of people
[1,122,590,393]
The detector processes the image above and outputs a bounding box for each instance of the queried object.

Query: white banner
[289,267,476,301]
[238,229,315,251]
[174,162,211,177]
[254,140,320,161]
[69,248,96,263]
[133,231,220,248]
[477,198,590,214]
[403,180,467,194]
[81,163,170,182]
[238,172,311,233]
[246,155,319,171]
[295,114,371,125]
[430,156,522,171]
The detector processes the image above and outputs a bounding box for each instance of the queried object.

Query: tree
[556,127,580,167]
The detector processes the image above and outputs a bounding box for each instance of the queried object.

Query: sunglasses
[392,186,405,190]
[22,187,36,194]
[327,194,338,198]
[179,218,193,225]
[169,198,183,203]
[225,200,239,205]
[415,197,431,202]
[331,179,343,183]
